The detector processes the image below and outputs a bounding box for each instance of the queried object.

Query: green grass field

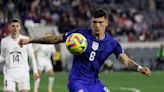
[0,71,164,92]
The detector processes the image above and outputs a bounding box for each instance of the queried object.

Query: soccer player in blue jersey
[19,10,151,92]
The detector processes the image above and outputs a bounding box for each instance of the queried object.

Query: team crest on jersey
[92,41,99,51]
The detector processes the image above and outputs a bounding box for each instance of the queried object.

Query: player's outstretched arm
[118,53,151,77]
[18,35,64,47]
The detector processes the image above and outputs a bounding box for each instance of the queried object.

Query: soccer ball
[66,33,87,55]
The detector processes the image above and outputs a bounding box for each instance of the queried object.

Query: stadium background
[0,0,164,92]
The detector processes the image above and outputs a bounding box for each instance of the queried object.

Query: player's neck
[11,34,20,39]
[93,33,105,40]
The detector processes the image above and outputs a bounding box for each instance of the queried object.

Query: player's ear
[105,18,109,26]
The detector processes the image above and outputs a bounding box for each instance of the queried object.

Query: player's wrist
[137,65,143,72]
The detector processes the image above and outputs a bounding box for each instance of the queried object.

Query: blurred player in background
[19,10,151,92]
[0,19,39,92]
[33,44,56,92]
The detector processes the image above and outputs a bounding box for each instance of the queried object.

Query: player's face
[91,17,108,35]
[9,22,21,38]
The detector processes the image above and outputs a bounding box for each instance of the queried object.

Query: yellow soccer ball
[66,33,87,55]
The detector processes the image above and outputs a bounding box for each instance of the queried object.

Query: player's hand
[33,73,40,80]
[18,39,30,47]
[138,67,151,77]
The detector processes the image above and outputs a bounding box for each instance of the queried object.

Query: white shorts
[37,58,53,72]
[3,70,30,92]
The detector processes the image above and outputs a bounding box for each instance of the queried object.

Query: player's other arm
[118,53,151,77]
[27,44,40,80]
[19,35,64,46]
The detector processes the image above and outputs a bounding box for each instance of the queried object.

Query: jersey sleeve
[63,28,81,41]
[112,41,124,58]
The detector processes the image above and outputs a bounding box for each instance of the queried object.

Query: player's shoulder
[1,35,11,41]
[105,33,120,45]
[110,37,119,44]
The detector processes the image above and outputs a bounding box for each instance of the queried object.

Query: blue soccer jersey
[63,28,123,92]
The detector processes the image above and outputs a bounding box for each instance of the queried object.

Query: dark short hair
[92,9,108,18]
[9,18,21,24]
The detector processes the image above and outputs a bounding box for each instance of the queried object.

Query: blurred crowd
[0,0,164,42]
